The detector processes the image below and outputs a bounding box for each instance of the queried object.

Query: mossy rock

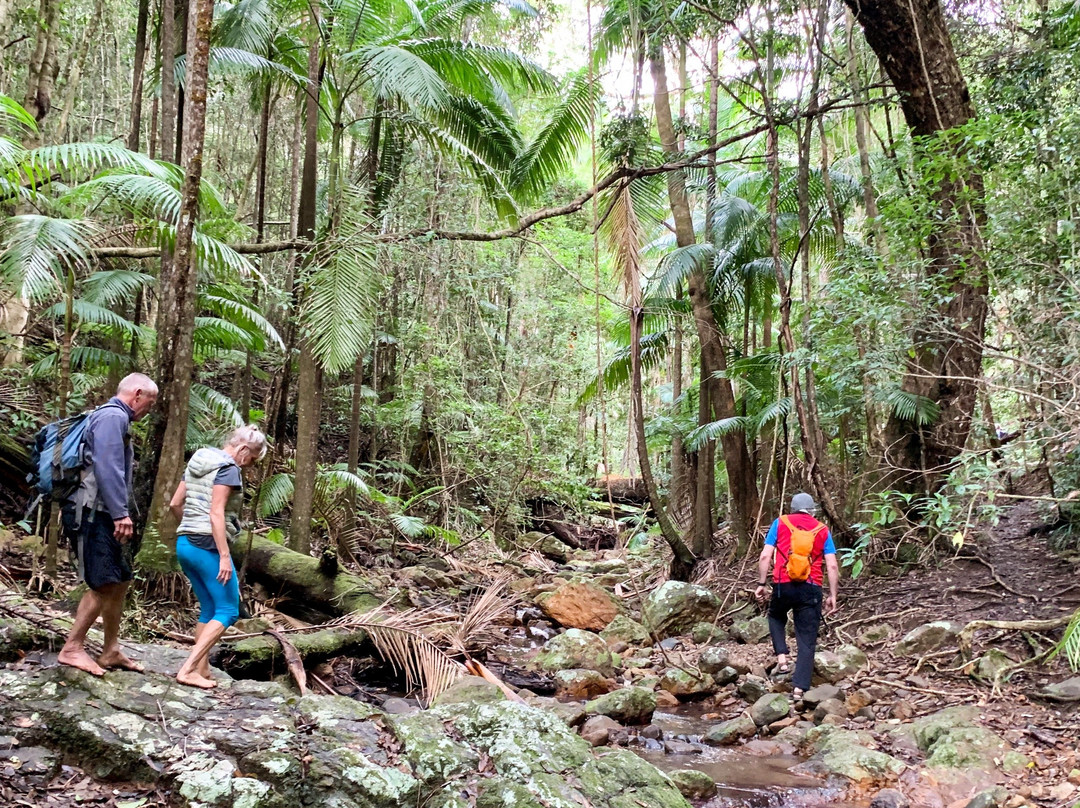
[585,686,657,725]
[600,615,651,647]
[925,726,1008,769]
[667,769,716,800]
[534,629,615,676]
[910,706,981,752]
[640,581,721,640]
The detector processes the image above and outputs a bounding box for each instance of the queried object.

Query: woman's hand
[217,556,233,585]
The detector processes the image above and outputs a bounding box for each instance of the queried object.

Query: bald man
[59,373,158,676]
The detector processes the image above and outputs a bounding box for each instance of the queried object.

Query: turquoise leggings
[176,535,240,628]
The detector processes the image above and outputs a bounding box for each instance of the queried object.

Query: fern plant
[1048,607,1080,672]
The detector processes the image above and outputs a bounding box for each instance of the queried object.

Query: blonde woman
[169,425,267,688]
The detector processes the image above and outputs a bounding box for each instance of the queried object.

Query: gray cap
[790,492,817,514]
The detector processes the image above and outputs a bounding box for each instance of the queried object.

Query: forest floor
[0,498,1078,807]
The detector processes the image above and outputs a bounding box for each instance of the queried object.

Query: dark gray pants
[767,581,822,691]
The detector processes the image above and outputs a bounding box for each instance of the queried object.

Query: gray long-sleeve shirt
[81,397,135,520]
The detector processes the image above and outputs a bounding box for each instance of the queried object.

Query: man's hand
[113,517,133,544]
[754,585,769,604]
[824,595,838,615]
[217,557,233,585]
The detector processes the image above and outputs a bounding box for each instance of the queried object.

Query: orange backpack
[778,515,824,582]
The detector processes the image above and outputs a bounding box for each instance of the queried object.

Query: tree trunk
[142,0,216,547]
[22,0,60,137]
[160,0,177,164]
[288,30,323,556]
[844,0,989,492]
[54,0,104,143]
[126,0,150,151]
[650,52,759,554]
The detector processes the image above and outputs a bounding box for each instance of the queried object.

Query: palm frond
[649,243,715,298]
[258,472,296,517]
[349,43,450,109]
[686,416,751,450]
[400,38,554,98]
[448,575,515,655]
[578,329,668,404]
[349,619,466,703]
[40,299,150,337]
[1048,608,1080,672]
[886,389,940,426]
[201,288,284,350]
[81,269,154,306]
[0,215,95,300]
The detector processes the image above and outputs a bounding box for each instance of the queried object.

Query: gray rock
[525,695,587,727]
[581,715,621,747]
[658,638,681,651]
[639,724,662,740]
[965,787,1009,808]
[813,645,868,683]
[690,622,730,644]
[749,693,791,726]
[730,615,770,644]
[600,615,651,647]
[971,649,1012,682]
[696,646,730,675]
[894,620,964,656]
[856,624,893,645]
[534,628,615,676]
[662,740,701,755]
[712,666,739,686]
[737,675,770,702]
[801,683,841,707]
[703,715,757,746]
[585,686,657,725]
[659,668,715,700]
[640,581,721,640]
[1038,676,1080,702]
[667,769,716,800]
[381,697,419,715]
[433,675,506,707]
[813,698,847,724]
[870,788,910,808]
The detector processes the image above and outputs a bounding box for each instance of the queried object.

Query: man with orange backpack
[754,492,840,700]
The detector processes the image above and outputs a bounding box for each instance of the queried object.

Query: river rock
[696,646,730,675]
[925,726,1009,769]
[870,788,910,808]
[813,645,868,682]
[813,698,847,723]
[737,675,770,702]
[527,531,573,562]
[730,615,770,644]
[668,769,717,800]
[799,725,906,782]
[965,787,1009,808]
[749,693,790,726]
[909,706,981,751]
[712,666,739,686]
[585,686,657,725]
[894,620,964,656]
[600,615,651,647]
[534,629,615,676]
[801,683,841,707]
[0,655,693,808]
[703,715,757,746]
[525,695,586,727]
[581,715,622,746]
[398,565,454,589]
[659,668,715,699]
[640,581,721,639]
[1038,676,1080,702]
[554,669,613,701]
[690,622,731,644]
[538,581,621,631]
[433,675,506,707]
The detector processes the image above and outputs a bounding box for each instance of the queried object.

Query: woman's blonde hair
[225,424,268,460]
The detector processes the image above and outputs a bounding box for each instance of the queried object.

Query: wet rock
[639,724,662,740]
[668,769,717,800]
[525,695,586,727]
[663,740,700,755]
[737,675,770,702]
[600,615,651,647]
[801,683,841,708]
[749,693,790,726]
[534,629,615,676]
[659,668,715,700]
[703,715,757,746]
[712,666,739,686]
[585,686,657,725]
[870,788,910,808]
[894,621,964,656]
[799,725,906,783]
[538,581,621,632]
[433,676,507,707]
[730,616,770,644]
[640,581,721,640]
[813,644,867,683]
[581,715,622,746]
[1037,676,1080,702]
[554,669,613,701]
[971,649,1012,682]
[690,622,730,644]
[696,646,730,675]
[813,698,847,723]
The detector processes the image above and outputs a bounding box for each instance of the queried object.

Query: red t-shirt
[766,513,834,586]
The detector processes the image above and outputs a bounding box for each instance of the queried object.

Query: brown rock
[846,689,876,714]
[580,715,621,746]
[538,581,620,631]
[554,669,614,701]
[655,690,681,708]
[890,700,916,720]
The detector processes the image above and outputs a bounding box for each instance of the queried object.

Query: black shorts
[62,507,133,591]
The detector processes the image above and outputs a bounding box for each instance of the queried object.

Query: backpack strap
[776,515,825,561]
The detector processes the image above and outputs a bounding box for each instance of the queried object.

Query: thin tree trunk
[288,29,323,556]
[844,0,989,492]
[126,0,150,151]
[54,0,104,143]
[160,0,177,164]
[143,0,216,545]
[22,0,60,138]
[845,10,886,250]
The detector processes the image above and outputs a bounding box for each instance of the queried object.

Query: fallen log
[232,533,385,618]
[215,626,370,678]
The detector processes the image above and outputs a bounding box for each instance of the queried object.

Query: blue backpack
[27,402,121,508]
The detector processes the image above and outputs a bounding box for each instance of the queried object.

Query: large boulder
[813,645,868,683]
[534,629,615,676]
[894,621,964,657]
[749,693,791,726]
[585,686,657,725]
[640,582,721,640]
[730,616,770,644]
[798,725,906,783]
[0,649,692,808]
[537,581,621,631]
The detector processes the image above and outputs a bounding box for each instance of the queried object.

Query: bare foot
[177,670,217,689]
[97,651,144,672]
[58,648,106,677]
